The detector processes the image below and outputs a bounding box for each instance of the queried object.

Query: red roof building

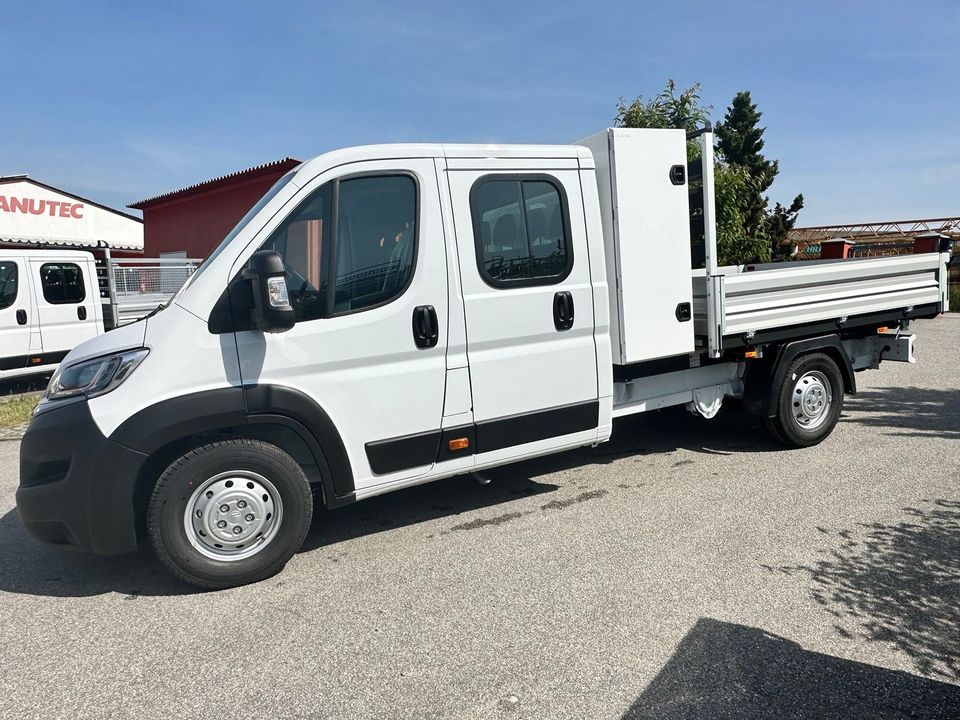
[129,158,301,259]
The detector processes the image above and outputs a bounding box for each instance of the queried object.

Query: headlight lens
[45,348,150,401]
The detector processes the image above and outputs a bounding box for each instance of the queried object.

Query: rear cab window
[40,263,86,304]
[470,175,572,287]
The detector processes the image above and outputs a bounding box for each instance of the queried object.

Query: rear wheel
[147,439,313,589]
[765,352,844,448]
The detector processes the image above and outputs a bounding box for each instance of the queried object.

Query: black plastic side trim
[0,350,69,371]
[363,401,599,474]
[110,385,357,502]
[475,401,599,454]
[243,384,355,497]
[365,429,442,475]
[111,387,247,454]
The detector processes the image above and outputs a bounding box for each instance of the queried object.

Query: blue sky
[2,1,957,225]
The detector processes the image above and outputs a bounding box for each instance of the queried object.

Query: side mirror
[241,250,296,333]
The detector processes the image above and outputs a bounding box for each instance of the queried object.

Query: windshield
[172,168,300,299]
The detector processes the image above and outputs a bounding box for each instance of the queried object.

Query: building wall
[140,172,288,259]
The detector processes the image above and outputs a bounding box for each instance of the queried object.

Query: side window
[261,183,331,322]
[40,263,86,304]
[0,262,17,310]
[258,173,417,321]
[333,175,416,314]
[471,175,572,286]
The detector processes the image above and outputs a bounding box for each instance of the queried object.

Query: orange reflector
[448,437,470,451]
[30,357,42,365]
[744,350,758,359]
[877,326,889,333]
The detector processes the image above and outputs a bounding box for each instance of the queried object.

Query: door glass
[260,184,331,322]
[333,175,416,314]
[40,263,86,304]
[0,262,17,309]
[472,177,571,285]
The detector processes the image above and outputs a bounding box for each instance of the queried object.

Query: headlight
[45,348,150,401]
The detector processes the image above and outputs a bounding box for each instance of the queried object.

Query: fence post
[103,247,120,330]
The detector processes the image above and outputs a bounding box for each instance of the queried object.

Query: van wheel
[147,439,312,590]
[765,352,844,448]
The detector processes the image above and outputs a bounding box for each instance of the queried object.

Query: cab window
[259,173,417,320]
[470,175,572,287]
[0,262,16,310]
[40,263,86,304]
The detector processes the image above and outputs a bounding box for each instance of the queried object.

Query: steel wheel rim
[792,370,833,430]
[184,470,283,562]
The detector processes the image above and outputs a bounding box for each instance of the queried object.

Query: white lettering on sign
[0,196,84,219]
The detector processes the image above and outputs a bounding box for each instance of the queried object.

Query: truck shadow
[621,618,960,719]
[844,387,960,437]
[0,407,781,598]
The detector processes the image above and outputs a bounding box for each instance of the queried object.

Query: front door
[447,165,599,461]
[0,258,31,371]
[29,259,98,357]
[235,160,449,492]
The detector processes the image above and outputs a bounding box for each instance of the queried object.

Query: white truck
[0,250,198,386]
[0,250,103,383]
[17,128,952,589]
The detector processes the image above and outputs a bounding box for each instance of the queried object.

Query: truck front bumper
[16,399,147,555]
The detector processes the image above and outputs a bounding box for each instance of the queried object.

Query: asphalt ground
[1,316,957,719]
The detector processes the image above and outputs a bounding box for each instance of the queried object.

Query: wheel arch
[766,335,855,419]
[112,386,356,540]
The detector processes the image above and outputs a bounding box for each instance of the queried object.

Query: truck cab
[16,131,951,589]
[0,249,101,383]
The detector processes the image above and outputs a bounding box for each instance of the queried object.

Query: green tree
[715,91,804,256]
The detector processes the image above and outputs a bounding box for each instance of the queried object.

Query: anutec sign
[0,177,142,251]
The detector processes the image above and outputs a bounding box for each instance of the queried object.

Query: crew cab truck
[17,128,951,589]
[0,250,102,384]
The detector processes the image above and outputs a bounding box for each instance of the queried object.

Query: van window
[40,263,86,304]
[0,262,16,310]
[332,175,416,314]
[260,183,331,322]
[471,175,572,287]
[260,173,417,320]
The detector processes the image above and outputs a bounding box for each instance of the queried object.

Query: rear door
[0,257,31,373]
[29,258,99,358]
[447,161,599,462]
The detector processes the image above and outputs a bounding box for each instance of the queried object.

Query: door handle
[412,305,439,348]
[16,309,27,326]
[77,306,87,321]
[553,291,574,331]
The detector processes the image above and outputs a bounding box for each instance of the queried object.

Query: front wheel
[147,439,313,589]
[765,352,845,448]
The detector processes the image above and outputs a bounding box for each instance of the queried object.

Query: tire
[147,439,313,590]
[764,352,844,448]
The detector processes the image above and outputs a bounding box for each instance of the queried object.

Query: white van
[16,129,952,589]
[0,250,102,382]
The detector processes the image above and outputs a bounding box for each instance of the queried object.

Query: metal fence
[96,257,201,327]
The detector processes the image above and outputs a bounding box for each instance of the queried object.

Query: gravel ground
[0,316,957,719]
